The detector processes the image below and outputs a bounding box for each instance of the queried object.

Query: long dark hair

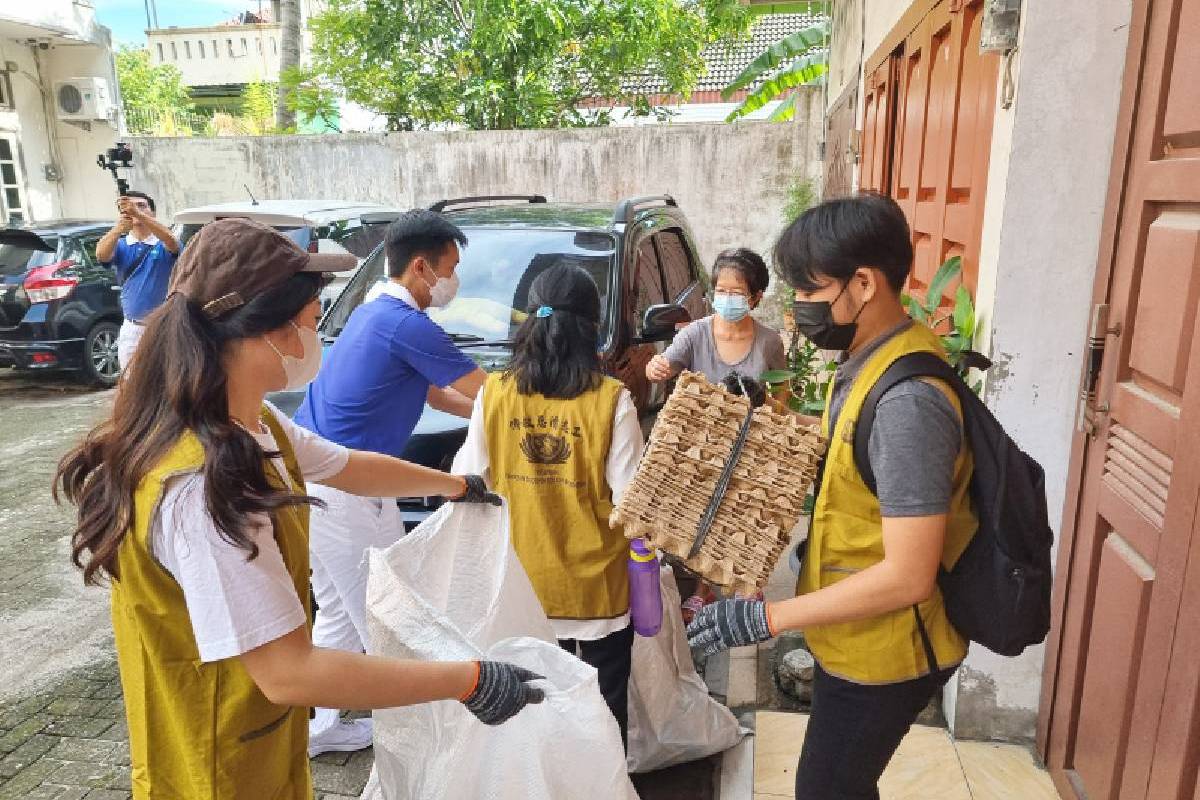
[55,274,324,585]
[505,264,602,399]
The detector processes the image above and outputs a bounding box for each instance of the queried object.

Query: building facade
[0,0,123,223]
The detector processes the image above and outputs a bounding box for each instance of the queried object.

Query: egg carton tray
[611,371,825,596]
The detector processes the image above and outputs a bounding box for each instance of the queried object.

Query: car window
[79,235,102,266]
[629,237,666,336]
[323,228,617,344]
[0,239,57,277]
[654,229,705,322]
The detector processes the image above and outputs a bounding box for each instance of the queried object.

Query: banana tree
[723,2,830,123]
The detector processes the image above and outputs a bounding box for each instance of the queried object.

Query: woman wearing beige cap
[54,219,543,800]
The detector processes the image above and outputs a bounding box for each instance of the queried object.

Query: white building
[0,0,123,223]
[146,1,325,111]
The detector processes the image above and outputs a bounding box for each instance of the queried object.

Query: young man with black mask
[687,193,978,800]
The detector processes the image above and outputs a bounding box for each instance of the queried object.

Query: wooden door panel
[860,64,892,194]
[1044,0,1200,797]
[882,0,995,298]
[1072,533,1155,800]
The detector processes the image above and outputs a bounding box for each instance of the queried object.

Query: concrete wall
[125,89,824,270]
[0,2,123,223]
[954,0,1134,741]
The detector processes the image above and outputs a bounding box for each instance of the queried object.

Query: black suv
[0,221,121,387]
[272,194,711,525]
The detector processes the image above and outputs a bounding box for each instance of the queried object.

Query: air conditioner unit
[53,77,114,123]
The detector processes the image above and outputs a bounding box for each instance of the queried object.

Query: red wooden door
[1040,0,1200,797]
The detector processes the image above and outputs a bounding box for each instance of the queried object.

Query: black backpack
[852,352,1053,666]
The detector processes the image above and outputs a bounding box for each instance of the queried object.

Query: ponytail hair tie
[536,306,554,318]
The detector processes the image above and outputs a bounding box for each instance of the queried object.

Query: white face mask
[423,267,460,308]
[266,322,322,391]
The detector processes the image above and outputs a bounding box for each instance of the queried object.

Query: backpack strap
[852,351,962,496]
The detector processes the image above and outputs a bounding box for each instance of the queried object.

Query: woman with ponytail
[55,219,543,800]
[453,263,645,747]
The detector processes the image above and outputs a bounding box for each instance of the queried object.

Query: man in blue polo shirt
[95,191,180,369]
[294,209,485,755]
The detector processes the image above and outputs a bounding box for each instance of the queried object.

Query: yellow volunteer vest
[111,408,312,800]
[483,372,629,620]
[798,323,978,684]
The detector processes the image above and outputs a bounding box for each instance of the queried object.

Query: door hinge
[1078,303,1122,438]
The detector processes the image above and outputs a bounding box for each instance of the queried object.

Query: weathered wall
[0,2,122,223]
[958,0,1134,742]
[126,88,824,270]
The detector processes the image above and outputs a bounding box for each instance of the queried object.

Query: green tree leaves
[115,46,194,132]
[306,0,750,130]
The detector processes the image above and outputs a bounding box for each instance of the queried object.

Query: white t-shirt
[452,383,644,641]
[151,402,350,662]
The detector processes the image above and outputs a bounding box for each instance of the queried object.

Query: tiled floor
[751,711,1060,799]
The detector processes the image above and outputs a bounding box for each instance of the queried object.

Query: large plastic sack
[626,564,748,773]
[361,501,639,800]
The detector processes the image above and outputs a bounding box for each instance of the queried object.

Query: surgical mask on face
[423,267,460,308]
[792,282,865,351]
[266,322,322,391]
[713,293,751,323]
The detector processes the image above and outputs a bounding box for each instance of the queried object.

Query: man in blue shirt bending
[95,191,180,369]
[294,209,485,755]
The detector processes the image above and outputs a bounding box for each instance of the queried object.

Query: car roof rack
[613,195,677,224]
[429,195,548,213]
[359,211,402,225]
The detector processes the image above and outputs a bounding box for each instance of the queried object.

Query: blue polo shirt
[104,235,177,322]
[294,295,478,458]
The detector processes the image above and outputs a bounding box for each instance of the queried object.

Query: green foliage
[281,66,341,132]
[782,177,818,224]
[306,0,750,131]
[240,81,279,134]
[115,46,196,132]
[724,17,829,122]
[901,255,991,392]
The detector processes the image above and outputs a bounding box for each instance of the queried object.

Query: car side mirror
[640,303,690,343]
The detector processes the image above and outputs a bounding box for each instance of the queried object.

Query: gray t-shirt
[662,315,787,384]
[827,320,962,517]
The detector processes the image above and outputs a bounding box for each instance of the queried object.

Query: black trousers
[559,624,635,749]
[794,663,957,800]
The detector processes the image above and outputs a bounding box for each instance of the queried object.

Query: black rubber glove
[460,660,546,725]
[450,475,502,506]
[686,598,775,657]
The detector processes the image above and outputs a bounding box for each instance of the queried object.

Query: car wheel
[80,321,121,388]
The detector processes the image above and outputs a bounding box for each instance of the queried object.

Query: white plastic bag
[363,501,639,800]
[626,565,748,773]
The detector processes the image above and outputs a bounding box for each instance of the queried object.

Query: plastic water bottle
[628,538,663,637]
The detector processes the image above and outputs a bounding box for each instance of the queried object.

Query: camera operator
[96,192,180,370]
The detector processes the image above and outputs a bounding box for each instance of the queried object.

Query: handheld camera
[97,142,134,197]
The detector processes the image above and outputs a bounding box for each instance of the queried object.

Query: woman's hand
[449,474,502,506]
[459,661,546,725]
[645,354,675,382]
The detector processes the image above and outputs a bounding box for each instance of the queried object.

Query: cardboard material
[612,372,825,596]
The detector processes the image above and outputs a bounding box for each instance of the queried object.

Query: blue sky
[94,0,266,46]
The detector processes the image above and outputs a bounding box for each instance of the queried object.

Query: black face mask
[792,282,865,351]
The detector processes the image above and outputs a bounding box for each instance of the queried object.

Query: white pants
[308,483,404,656]
[116,320,145,370]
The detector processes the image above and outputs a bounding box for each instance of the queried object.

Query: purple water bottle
[628,538,663,637]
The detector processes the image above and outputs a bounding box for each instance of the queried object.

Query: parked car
[0,221,122,386]
[173,200,399,312]
[271,194,711,525]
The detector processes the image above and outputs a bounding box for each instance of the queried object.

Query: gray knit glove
[686,599,774,657]
[461,661,545,725]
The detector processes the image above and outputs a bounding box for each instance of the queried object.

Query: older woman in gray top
[646,247,786,616]
[646,248,787,387]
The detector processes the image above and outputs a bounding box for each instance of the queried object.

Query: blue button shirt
[105,235,177,322]
[294,295,478,457]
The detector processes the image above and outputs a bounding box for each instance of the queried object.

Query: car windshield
[0,239,58,278]
[326,227,616,343]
